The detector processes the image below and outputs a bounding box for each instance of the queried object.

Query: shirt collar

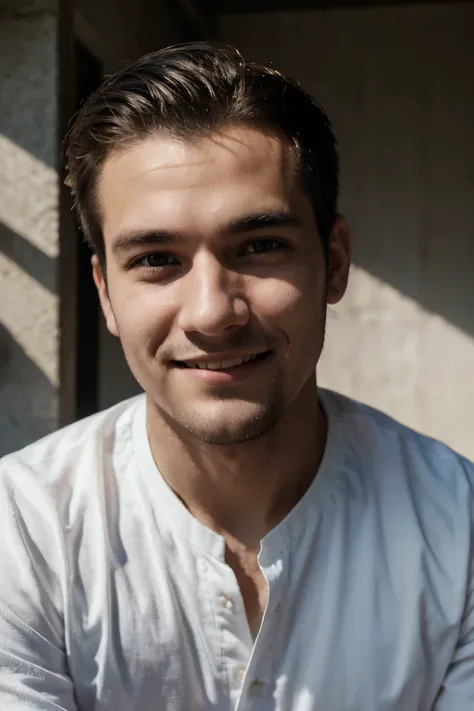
[133,389,344,562]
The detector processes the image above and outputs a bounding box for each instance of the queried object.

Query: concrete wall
[71,0,184,412]
[3,0,471,459]
[0,0,60,454]
[219,3,474,459]
[0,0,183,454]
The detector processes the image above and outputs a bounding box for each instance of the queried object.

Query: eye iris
[253,240,275,254]
[147,254,168,267]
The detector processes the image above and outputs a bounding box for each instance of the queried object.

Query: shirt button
[235,666,246,684]
[219,594,234,612]
[249,679,265,697]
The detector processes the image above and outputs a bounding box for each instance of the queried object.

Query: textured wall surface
[219,3,474,459]
[0,0,182,454]
[3,1,471,458]
[71,0,183,411]
[0,5,59,454]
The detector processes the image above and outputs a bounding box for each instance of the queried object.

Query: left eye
[243,239,284,255]
[134,253,179,268]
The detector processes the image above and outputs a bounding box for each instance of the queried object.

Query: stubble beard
[165,378,287,446]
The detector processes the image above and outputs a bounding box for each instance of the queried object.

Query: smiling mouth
[174,351,271,371]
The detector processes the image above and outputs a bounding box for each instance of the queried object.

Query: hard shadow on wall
[219,4,474,341]
[1,90,472,347]
[1,8,474,454]
[2,141,472,346]
[0,320,55,456]
[0,222,57,456]
[0,221,56,293]
[349,224,474,339]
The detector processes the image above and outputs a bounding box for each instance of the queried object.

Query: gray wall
[3,0,472,459]
[0,0,59,453]
[0,0,182,454]
[71,0,184,412]
[219,3,474,458]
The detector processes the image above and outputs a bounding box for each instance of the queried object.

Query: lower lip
[175,352,273,384]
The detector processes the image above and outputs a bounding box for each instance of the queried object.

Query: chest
[224,544,268,639]
[67,508,463,711]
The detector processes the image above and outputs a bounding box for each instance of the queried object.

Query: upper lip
[173,349,271,366]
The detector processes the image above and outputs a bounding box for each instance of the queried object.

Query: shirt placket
[233,554,286,711]
[200,554,253,708]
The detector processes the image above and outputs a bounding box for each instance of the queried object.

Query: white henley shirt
[0,389,473,710]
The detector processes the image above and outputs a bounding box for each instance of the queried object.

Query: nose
[177,251,249,337]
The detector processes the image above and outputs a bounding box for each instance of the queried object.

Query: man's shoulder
[322,388,474,488]
[0,394,145,492]
[0,396,146,583]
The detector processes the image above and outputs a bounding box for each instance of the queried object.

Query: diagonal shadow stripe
[0,222,56,293]
[0,321,55,455]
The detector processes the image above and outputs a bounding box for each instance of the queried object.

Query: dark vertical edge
[74,41,102,420]
[57,0,78,427]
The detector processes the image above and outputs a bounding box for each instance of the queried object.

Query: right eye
[132,252,180,269]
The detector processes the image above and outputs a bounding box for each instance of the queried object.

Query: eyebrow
[223,209,300,235]
[111,230,181,258]
[111,209,300,258]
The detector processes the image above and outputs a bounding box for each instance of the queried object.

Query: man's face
[95,125,349,444]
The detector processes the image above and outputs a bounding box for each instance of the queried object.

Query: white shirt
[0,389,473,711]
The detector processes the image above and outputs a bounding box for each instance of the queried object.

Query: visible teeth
[208,360,233,370]
[189,353,261,370]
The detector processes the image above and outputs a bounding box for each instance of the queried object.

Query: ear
[326,215,351,305]
[92,255,119,337]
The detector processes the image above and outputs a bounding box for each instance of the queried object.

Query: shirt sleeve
[0,458,77,710]
[433,457,474,710]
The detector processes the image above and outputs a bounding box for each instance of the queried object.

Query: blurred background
[0,0,473,458]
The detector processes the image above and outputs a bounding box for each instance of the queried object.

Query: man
[0,42,473,711]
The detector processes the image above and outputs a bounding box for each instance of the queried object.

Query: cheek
[108,284,177,353]
[252,277,322,328]
[256,278,325,374]
[251,277,301,317]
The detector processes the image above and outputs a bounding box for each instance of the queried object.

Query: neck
[146,379,327,549]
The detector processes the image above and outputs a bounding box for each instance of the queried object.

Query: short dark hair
[66,42,339,267]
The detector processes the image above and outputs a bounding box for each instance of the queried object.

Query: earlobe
[326,215,351,305]
[91,255,119,337]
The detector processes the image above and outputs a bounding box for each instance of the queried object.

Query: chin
[174,400,285,446]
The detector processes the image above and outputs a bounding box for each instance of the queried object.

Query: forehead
[99,125,304,243]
